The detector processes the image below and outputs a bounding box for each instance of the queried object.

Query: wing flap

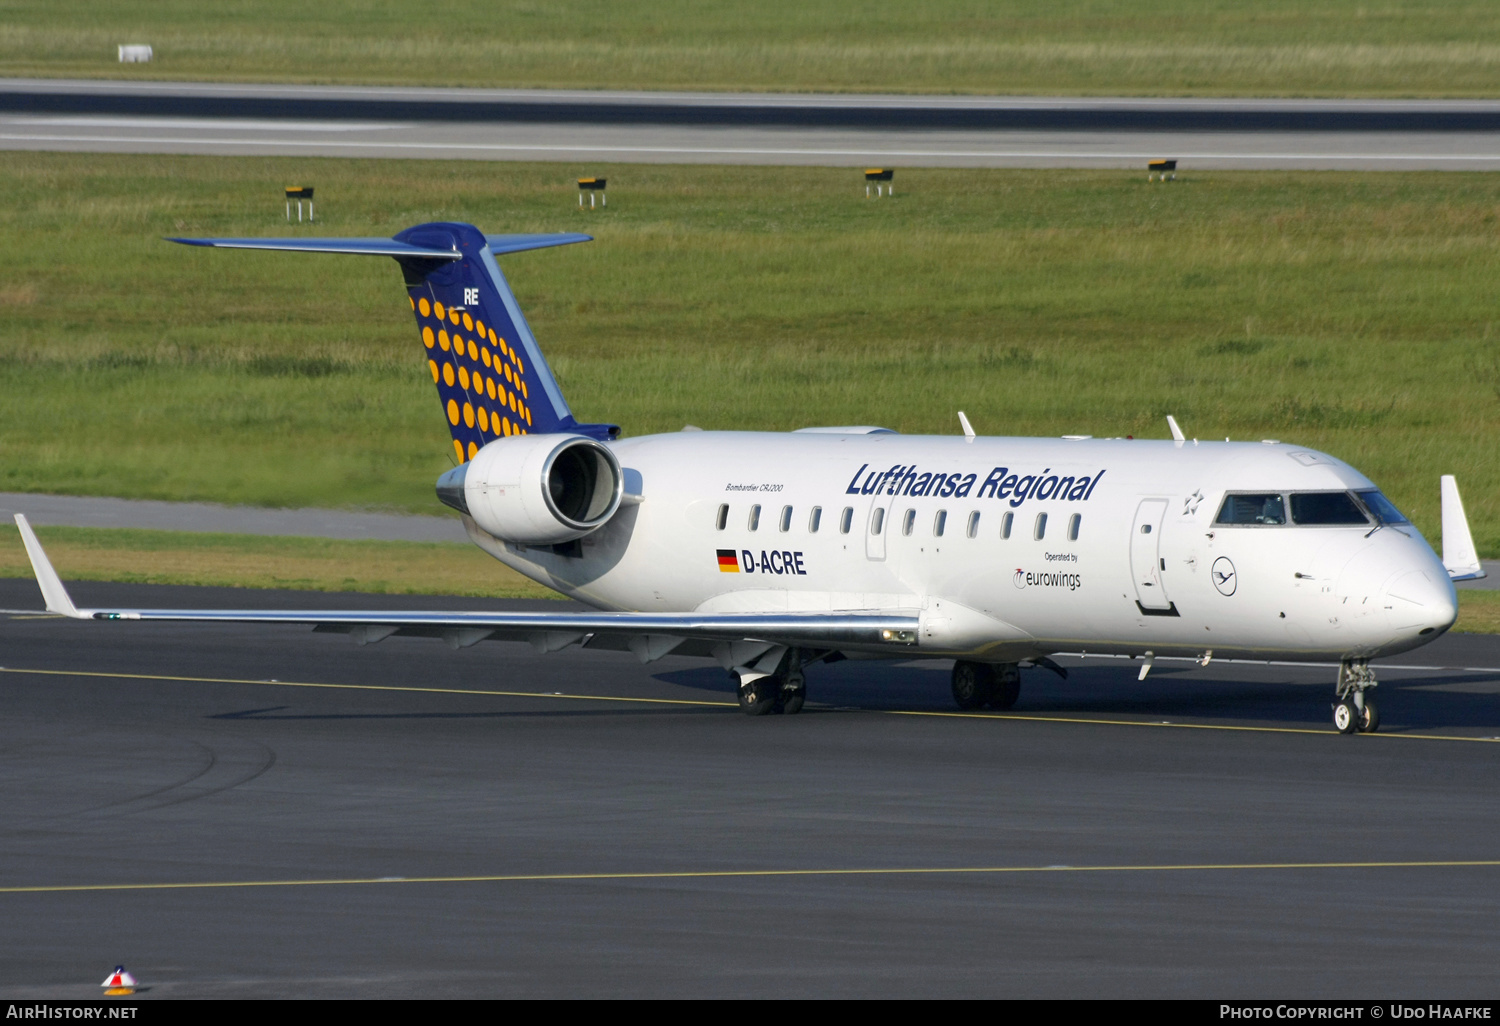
[13,514,918,650]
[91,606,918,647]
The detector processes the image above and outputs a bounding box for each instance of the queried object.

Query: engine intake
[436,434,623,545]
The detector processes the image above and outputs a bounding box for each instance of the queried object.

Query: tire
[988,665,1021,710]
[1357,696,1380,734]
[1333,699,1359,734]
[738,676,777,716]
[782,686,806,715]
[951,661,995,710]
[990,678,1026,708]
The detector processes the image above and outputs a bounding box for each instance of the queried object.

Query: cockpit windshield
[1216,490,1390,528]
[1289,491,1370,525]
[1215,493,1286,525]
[1355,489,1410,525]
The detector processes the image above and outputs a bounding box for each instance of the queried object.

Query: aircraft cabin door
[1131,498,1173,611]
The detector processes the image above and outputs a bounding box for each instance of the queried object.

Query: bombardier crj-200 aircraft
[14,223,1488,733]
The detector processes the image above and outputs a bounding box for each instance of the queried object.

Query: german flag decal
[716,549,740,573]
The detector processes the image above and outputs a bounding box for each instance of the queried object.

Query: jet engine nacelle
[436,434,623,545]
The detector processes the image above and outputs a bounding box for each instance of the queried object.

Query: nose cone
[1384,569,1458,640]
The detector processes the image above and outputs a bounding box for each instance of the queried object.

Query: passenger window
[779,505,792,532]
[1001,512,1013,540]
[1355,489,1409,525]
[1068,513,1081,541]
[966,511,980,538]
[870,507,885,535]
[748,504,761,531]
[1034,512,1048,540]
[839,507,853,534]
[1215,493,1286,526]
[934,510,947,537]
[809,506,822,533]
[716,504,728,530]
[902,509,916,536]
[1290,492,1369,526]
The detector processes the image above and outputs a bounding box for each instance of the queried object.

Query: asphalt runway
[2,577,1499,998]
[3,79,1500,169]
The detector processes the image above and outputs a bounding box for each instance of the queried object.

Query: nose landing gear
[1333,659,1379,734]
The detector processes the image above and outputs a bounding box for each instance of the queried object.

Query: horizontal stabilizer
[485,233,593,255]
[166,233,591,259]
[1441,475,1486,581]
[166,237,462,259]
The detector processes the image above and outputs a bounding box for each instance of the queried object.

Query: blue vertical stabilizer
[168,224,619,462]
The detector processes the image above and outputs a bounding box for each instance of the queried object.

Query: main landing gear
[734,650,808,716]
[951,661,1021,711]
[1333,659,1379,735]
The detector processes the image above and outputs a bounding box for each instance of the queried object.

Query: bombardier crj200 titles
[14,224,1487,733]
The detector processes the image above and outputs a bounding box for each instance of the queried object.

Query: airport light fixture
[578,178,607,208]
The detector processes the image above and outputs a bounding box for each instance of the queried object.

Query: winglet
[1166,415,1186,443]
[12,515,83,617]
[957,411,975,441]
[1440,475,1486,580]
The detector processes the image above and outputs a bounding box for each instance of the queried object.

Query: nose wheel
[1333,660,1379,734]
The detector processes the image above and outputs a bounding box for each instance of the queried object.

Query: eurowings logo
[1014,568,1083,591]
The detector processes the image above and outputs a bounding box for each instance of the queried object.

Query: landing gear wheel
[737,676,778,716]
[987,665,1021,710]
[1333,699,1359,734]
[781,685,806,715]
[951,661,995,710]
[1357,697,1380,733]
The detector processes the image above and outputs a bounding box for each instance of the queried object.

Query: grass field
[0,525,554,598]
[4,1,1500,97]
[0,151,1497,560]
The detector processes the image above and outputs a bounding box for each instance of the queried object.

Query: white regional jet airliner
[14,224,1487,733]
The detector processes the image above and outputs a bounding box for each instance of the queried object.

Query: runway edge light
[102,965,137,996]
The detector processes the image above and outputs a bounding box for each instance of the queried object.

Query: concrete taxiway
[3,79,1500,169]
[1,577,1498,997]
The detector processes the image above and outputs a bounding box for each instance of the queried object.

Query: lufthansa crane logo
[1212,556,1237,596]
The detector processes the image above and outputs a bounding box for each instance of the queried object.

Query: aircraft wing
[11,515,918,658]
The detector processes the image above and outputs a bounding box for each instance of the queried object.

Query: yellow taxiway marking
[2,666,1498,741]
[3,859,1499,895]
[891,709,1500,743]
[0,666,735,708]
